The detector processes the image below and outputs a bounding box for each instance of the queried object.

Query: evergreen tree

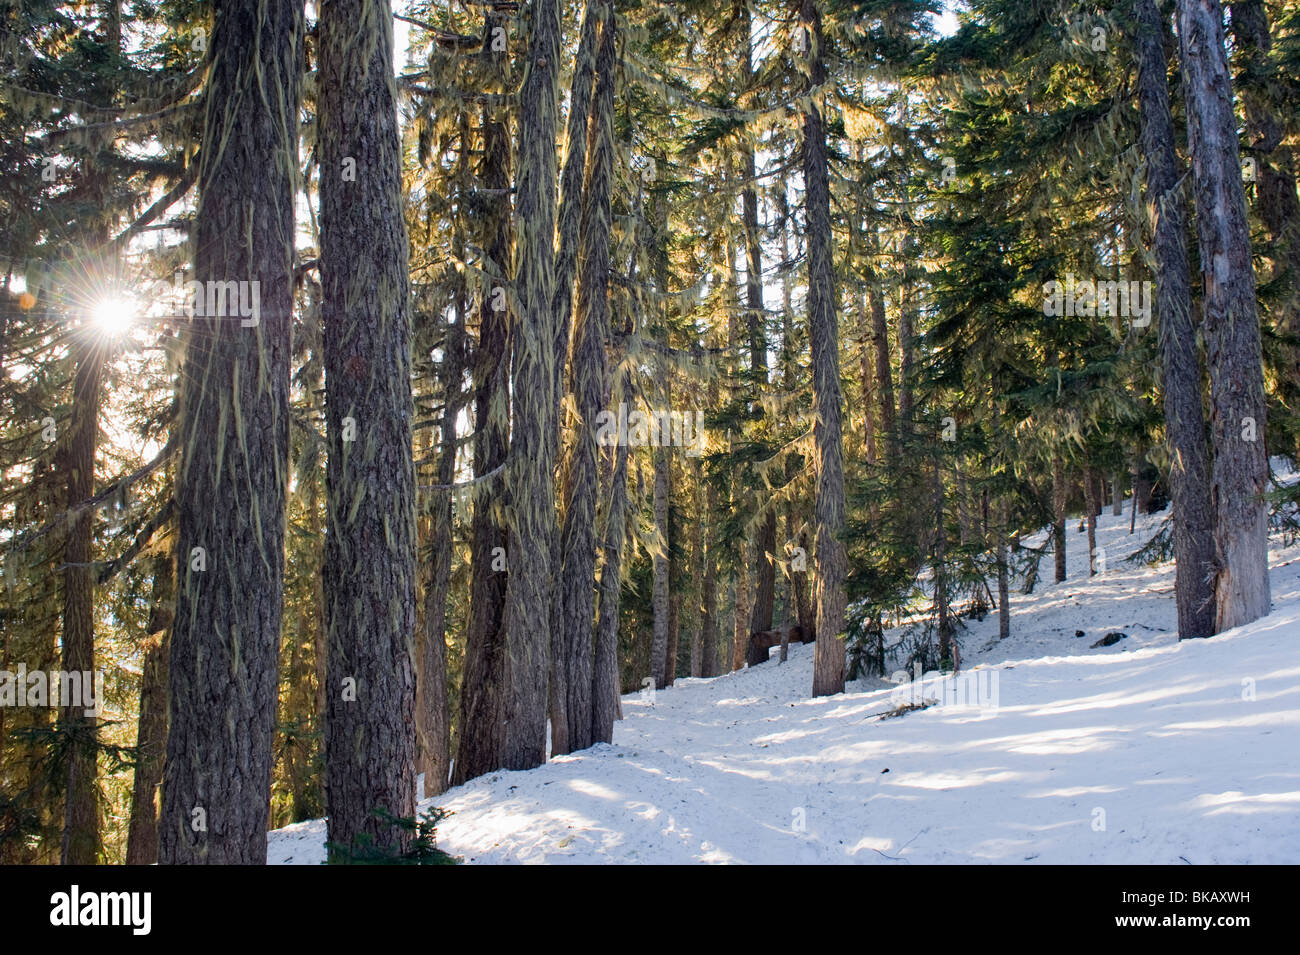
[159,0,303,865]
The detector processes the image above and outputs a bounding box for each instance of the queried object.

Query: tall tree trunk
[801,0,846,697]
[283,592,315,820]
[547,0,605,761]
[750,509,777,635]
[1084,466,1100,576]
[1132,446,1154,517]
[1052,451,1068,582]
[1177,0,1272,631]
[556,1,615,755]
[502,0,563,770]
[651,440,671,687]
[777,194,814,640]
[739,12,775,635]
[1230,0,1300,373]
[551,0,603,398]
[308,433,328,791]
[665,452,680,686]
[701,421,720,678]
[666,575,680,685]
[933,458,953,662]
[58,0,121,867]
[159,0,301,865]
[690,464,706,678]
[996,513,1011,639]
[592,378,629,744]
[1133,0,1216,637]
[319,0,416,856]
[59,330,104,865]
[453,10,514,787]
[860,318,878,466]
[896,236,916,432]
[418,306,462,794]
[731,537,752,670]
[866,221,897,449]
[126,553,173,864]
[723,235,751,672]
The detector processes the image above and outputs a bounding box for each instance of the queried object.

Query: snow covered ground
[269,484,1300,865]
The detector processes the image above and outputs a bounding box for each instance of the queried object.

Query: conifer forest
[2,0,1299,886]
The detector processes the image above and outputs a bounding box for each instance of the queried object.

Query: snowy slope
[269,489,1300,865]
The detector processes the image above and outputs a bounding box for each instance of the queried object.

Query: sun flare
[90,294,136,336]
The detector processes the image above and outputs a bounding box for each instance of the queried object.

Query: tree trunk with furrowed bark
[160,0,302,865]
[318,0,417,857]
[1176,0,1272,631]
[1133,0,1216,638]
[1230,0,1300,391]
[126,552,172,865]
[417,305,461,795]
[454,7,515,787]
[555,0,615,755]
[800,0,846,697]
[502,0,563,770]
[651,437,671,687]
[59,329,104,865]
[547,0,604,759]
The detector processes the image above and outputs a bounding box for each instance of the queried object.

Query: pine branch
[7,437,178,554]
[96,498,176,584]
[106,162,199,251]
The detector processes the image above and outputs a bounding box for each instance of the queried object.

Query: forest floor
[268,471,1300,864]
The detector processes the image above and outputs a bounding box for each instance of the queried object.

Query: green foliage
[325,808,461,865]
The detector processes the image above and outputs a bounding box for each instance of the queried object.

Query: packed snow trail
[269,496,1300,864]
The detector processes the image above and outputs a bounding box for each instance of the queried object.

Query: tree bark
[502,0,563,770]
[933,457,953,662]
[896,237,916,432]
[551,0,603,401]
[690,464,706,678]
[750,509,777,636]
[801,0,846,697]
[1084,466,1100,576]
[159,0,301,865]
[127,553,173,864]
[651,440,671,687]
[1133,0,1216,637]
[866,221,897,449]
[997,516,1011,639]
[1052,452,1067,582]
[592,384,629,745]
[319,0,417,856]
[1230,0,1300,377]
[701,429,720,678]
[547,0,605,760]
[1177,0,1272,631]
[739,12,776,635]
[453,9,514,787]
[58,0,120,866]
[555,1,615,754]
[59,330,104,865]
[731,536,752,671]
[417,307,462,794]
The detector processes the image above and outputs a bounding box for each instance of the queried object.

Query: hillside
[269,493,1300,864]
